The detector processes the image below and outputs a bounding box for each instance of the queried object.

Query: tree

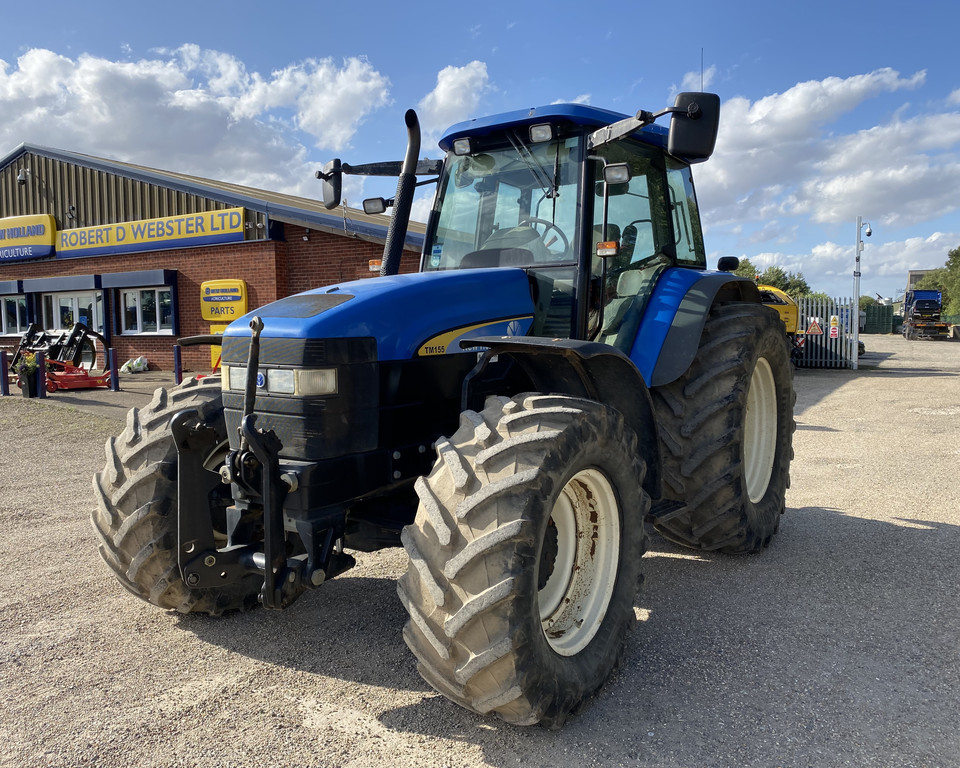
[734,257,759,280]
[947,247,960,315]
[916,248,960,315]
[784,272,812,298]
[758,266,789,290]
[756,266,812,299]
[859,295,877,311]
[725,257,813,300]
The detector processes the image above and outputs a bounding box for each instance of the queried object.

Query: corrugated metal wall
[0,151,266,236]
[862,303,894,334]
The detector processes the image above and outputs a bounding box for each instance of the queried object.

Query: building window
[121,287,173,334]
[41,292,104,333]
[2,295,28,335]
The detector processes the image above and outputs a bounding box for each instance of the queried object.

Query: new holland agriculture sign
[0,214,56,262]
[57,208,245,258]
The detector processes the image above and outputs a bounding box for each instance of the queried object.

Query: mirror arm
[587,103,704,150]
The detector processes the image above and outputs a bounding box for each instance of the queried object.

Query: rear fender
[461,336,661,499]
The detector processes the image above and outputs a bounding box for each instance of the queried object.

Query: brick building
[0,144,424,372]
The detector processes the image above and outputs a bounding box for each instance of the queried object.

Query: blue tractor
[93,93,794,727]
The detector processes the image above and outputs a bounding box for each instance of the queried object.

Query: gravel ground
[0,334,958,768]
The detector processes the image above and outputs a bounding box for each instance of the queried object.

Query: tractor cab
[322,95,721,356]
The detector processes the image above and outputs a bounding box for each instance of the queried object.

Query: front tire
[398,394,649,727]
[91,377,261,615]
[651,303,795,554]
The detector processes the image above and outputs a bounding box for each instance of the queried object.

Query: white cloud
[696,68,937,234]
[0,46,392,198]
[678,65,717,94]
[410,191,435,224]
[417,61,492,148]
[551,93,591,105]
[724,230,957,299]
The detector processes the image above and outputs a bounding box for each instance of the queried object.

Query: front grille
[221,336,376,367]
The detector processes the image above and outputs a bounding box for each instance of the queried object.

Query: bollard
[173,345,183,385]
[0,350,8,397]
[37,351,47,399]
[109,348,120,392]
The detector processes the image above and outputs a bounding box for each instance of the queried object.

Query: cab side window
[666,159,706,267]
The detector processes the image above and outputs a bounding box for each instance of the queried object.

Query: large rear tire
[651,303,795,554]
[398,394,649,727]
[91,376,261,615]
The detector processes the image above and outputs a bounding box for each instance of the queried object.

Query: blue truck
[93,93,795,727]
[902,289,949,339]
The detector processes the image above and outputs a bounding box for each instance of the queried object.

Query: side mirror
[717,256,740,272]
[668,92,720,162]
[317,159,342,210]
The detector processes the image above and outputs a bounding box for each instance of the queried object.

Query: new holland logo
[256,372,266,388]
[506,320,522,337]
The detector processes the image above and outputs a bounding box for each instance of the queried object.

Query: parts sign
[201,279,248,321]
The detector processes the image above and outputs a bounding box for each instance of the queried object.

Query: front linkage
[171,315,352,610]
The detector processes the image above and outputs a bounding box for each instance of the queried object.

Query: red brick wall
[277,224,420,296]
[1,228,424,371]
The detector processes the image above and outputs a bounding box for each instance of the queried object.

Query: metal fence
[796,296,858,368]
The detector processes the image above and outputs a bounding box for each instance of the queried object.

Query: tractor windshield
[423,134,581,271]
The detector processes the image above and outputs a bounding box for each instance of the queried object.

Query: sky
[1,0,958,300]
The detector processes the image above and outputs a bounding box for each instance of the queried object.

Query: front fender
[461,336,661,499]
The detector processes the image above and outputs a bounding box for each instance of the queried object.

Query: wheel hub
[744,357,778,503]
[538,468,620,656]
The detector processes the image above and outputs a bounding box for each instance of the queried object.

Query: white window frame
[1,295,29,335]
[41,291,105,334]
[120,286,174,335]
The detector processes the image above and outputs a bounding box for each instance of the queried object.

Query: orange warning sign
[806,320,824,335]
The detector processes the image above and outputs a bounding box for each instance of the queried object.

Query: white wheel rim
[744,357,778,503]
[538,468,621,656]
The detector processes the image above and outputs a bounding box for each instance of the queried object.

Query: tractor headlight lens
[266,368,295,394]
[529,123,553,143]
[296,368,337,396]
[221,365,243,391]
[221,366,337,396]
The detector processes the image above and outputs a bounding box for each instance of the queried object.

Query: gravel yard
[1,334,958,768]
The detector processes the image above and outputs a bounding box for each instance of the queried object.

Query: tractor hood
[223,268,536,362]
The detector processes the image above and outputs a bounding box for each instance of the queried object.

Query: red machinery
[43,360,114,391]
[9,323,113,392]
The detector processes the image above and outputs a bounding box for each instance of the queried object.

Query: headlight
[222,366,338,396]
[296,368,337,395]
[221,365,244,391]
[266,368,295,394]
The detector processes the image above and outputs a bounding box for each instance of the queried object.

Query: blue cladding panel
[223,268,536,362]
[629,268,704,381]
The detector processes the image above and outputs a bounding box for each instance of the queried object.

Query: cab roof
[439,103,668,152]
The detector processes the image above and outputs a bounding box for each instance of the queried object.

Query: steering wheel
[519,217,570,254]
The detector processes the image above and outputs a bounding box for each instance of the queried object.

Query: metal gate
[795,296,858,368]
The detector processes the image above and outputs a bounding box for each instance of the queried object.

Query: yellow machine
[758,284,799,335]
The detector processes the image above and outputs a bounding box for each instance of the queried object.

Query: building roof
[0,143,426,251]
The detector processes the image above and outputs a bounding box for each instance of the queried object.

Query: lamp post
[853,216,872,371]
